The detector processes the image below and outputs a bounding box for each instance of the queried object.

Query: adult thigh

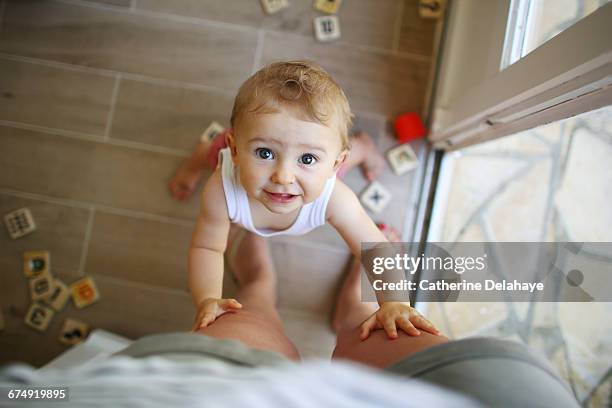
[196,309,301,361]
[332,327,449,368]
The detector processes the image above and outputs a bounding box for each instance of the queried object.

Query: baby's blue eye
[255,148,274,160]
[299,153,317,166]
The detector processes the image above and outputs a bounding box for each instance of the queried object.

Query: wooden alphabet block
[70,277,100,309]
[419,0,446,19]
[313,0,342,14]
[29,272,54,302]
[44,279,70,312]
[59,318,90,346]
[360,181,392,213]
[387,144,418,175]
[314,15,341,42]
[260,0,289,15]
[4,207,36,239]
[24,303,55,332]
[200,121,225,143]
[22,250,50,278]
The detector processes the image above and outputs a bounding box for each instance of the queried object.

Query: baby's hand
[191,298,242,331]
[360,302,441,340]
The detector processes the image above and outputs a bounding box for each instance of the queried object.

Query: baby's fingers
[191,314,206,332]
[398,316,421,337]
[198,312,217,329]
[382,318,399,339]
[220,298,242,310]
[359,315,377,341]
[412,315,440,335]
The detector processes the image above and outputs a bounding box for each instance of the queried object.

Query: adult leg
[331,257,448,368]
[195,229,300,360]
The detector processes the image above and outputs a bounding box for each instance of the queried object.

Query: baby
[178,61,439,340]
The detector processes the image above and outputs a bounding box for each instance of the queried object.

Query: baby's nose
[271,163,295,185]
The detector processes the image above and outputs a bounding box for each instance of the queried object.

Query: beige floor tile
[1,249,74,364]
[137,0,264,27]
[261,31,431,117]
[276,242,352,314]
[0,58,114,135]
[0,194,90,280]
[0,304,71,367]
[352,114,386,140]
[0,0,257,89]
[139,0,404,50]
[270,225,347,253]
[0,275,194,367]
[85,211,192,290]
[110,78,234,150]
[397,0,438,56]
[84,0,131,7]
[75,276,194,339]
[0,125,201,219]
[278,307,336,360]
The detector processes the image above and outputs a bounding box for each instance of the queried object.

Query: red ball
[394,112,426,143]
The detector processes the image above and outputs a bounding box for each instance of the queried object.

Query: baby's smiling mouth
[264,190,299,203]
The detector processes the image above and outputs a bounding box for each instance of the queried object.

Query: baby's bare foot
[352,131,386,181]
[168,162,204,201]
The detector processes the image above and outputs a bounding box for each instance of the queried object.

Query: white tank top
[219,148,336,237]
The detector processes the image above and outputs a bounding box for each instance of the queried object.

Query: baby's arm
[189,169,241,330]
[326,180,387,256]
[327,180,440,339]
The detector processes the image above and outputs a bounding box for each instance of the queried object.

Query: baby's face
[230,108,346,215]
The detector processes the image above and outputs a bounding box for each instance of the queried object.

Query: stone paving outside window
[427,106,612,407]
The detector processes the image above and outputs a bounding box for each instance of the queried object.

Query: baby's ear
[226,129,239,163]
[333,149,349,172]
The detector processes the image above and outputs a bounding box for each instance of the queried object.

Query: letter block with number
[24,303,55,332]
[29,272,54,302]
[314,0,342,14]
[22,250,50,278]
[70,277,101,309]
[59,318,90,345]
[45,279,70,311]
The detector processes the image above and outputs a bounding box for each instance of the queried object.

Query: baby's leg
[168,130,228,201]
[331,257,448,368]
[195,228,300,360]
[169,141,211,201]
[339,131,386,181]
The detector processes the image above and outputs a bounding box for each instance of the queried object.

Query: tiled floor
[0,0,439,366]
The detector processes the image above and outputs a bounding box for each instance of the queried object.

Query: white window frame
[428,0,612,151]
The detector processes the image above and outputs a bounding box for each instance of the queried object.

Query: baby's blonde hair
[230,60,353,151]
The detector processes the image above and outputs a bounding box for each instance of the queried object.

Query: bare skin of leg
[168,140,212,201]
[331,257,450,369]
[343,131,386,181]
[169,130,386,201]
[194,228,301,360]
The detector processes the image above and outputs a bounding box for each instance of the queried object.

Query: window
[503,0,612,68]
[411,1,612,406]
[424,104,612,408]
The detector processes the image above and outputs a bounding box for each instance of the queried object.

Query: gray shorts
[387,337,579,408]
[117,333,578,407]
[115,332,290,368]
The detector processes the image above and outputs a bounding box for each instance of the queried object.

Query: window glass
[426,106,612,406]
[503,0,611,68]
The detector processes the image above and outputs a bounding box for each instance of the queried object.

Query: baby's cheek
[302,180,327,203]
